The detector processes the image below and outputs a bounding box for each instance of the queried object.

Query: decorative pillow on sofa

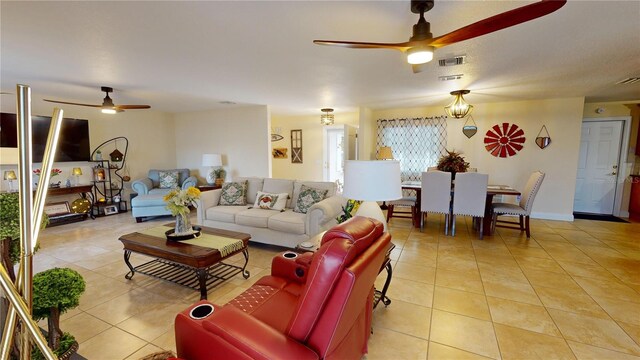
[293,185,328,214]
[219,181,248,206]
[253,191,288,211]
[158,171,179,188]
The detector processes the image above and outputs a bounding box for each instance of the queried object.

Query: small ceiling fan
[44,86,151,114]
[314,0,566,73]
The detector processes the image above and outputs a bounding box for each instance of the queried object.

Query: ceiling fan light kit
[313,0,567,73]
[407,45,434,64]
[320,108,335,125]
[445,90,473,119]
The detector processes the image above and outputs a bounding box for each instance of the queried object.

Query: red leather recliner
[175,216,391,360]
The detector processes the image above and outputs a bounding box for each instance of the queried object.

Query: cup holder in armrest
[282,251,298,259]
[189,304,214,320]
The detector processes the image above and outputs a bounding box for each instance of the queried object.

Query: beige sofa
[196,177,344,248]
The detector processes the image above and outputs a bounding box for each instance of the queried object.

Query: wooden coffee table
[119,225,251,300]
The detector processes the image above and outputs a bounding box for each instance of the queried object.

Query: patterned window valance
[376,116,448,182]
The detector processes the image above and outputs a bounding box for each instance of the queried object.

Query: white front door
[573,120,623,214]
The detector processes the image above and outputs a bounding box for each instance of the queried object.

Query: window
[376,117,447,182]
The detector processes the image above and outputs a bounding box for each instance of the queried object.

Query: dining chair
[452,172,488,238]
[386,196,417,223]
[420,171,452,234]
[492,171,545,238]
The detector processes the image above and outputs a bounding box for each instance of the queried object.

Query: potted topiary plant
[436,149,470,177]
[213,167,227,187]
[32,267,86,360]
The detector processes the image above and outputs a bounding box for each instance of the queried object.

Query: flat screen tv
[0,113,91,162]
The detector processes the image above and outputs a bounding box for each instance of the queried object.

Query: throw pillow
[219,181,248,206]
[253,191,288,211]
[158,171,179,189]
[293,185,328,214]
[336,199,363,223]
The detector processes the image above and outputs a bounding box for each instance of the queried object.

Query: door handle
[609,172,617,176]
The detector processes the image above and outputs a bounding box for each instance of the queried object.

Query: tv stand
[46,184,94,226]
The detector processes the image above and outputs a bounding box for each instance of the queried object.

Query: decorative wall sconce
[444,90,473,119]
[535,125,551,149]
[462,115,478,138]
[320,108,335,126]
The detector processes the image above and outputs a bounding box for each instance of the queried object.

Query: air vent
[438,74,464,81]
[438,55,466,67]
[616,77,640,85]
[219,101,237,105]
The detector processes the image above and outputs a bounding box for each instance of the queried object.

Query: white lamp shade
[202,153,222,167]
[343,160,402,201]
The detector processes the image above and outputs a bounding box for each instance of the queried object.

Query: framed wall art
[291,129,303,163]
[272,148,288,159]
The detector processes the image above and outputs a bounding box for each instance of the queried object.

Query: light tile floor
[29,212,640,359]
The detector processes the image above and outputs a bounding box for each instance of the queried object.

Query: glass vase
[174,211,192,236]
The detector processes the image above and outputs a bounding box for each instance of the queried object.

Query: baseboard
[530,212,574,222]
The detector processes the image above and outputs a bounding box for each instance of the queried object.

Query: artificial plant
[32,267,85,358]
[436,149,470,173]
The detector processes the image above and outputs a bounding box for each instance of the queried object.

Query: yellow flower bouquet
[164,187,201,216]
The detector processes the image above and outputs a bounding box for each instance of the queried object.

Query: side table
[296,231,394,308]
[197,185,221,192]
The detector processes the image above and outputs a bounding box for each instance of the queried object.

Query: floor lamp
[377,146,394,210]
[342,160,402,231]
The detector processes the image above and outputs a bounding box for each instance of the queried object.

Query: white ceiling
[1,1,639,115]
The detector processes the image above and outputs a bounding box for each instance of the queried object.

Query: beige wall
[173,106,271,183]
[271,112,359,180]
[364,97,586,220]
[1,103,176,199]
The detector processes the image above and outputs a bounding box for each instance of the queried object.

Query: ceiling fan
[44,86,151,114]
[314,0,566,73]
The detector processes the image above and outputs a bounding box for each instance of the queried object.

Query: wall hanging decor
[291,129,303,163]
[271,127,284,142]
[272,148,288,158]
[535,125,551,149]
[484,123,525,158]
[462,115,478,138]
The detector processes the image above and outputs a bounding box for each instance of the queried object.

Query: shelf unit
[90,137,129,217]
[91,160,128,217]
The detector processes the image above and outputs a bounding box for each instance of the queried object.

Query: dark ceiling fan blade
[428,0,567,48]
[313,40,411,51]
[43,99,101,107]
[115,105,151,110]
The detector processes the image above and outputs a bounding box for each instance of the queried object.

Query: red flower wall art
[484,123,526,158]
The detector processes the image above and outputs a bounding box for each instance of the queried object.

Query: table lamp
[202,154,223,185]
[377,146,393,160]
[72,167,83,185]
[342,160,402,231]
[4,170,17,192]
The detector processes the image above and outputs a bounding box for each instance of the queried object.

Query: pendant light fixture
[320,108,335,125]
[444,90,473,119]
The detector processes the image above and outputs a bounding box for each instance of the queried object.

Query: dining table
[401,181,521,236]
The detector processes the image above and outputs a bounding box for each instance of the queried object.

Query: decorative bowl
[165,226,202,241]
